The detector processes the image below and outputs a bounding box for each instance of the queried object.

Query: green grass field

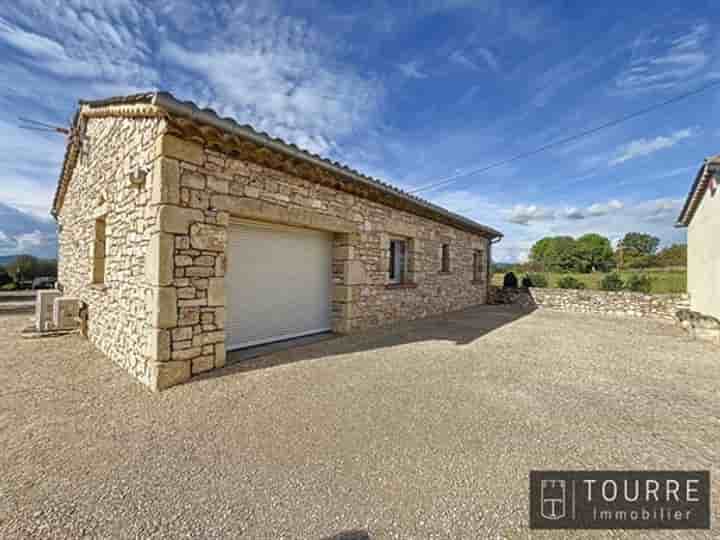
[492,268,687,294]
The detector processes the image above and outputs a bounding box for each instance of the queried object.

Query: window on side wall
[93,217,106,284]
[389,238,407,284]
[441,244,450,273]
[473,249,484,282]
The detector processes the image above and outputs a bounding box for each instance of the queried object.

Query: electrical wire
[409,79,720,194]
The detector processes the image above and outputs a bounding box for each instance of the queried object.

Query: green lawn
[492,268,687,294]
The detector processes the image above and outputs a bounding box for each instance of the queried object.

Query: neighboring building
[53,92,502,390]
[676,155,720,320]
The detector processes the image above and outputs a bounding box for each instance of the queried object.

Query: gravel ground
[1,306,718,539]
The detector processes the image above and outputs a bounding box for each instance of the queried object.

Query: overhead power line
[409,78,720,194]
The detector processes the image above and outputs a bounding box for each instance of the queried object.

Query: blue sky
[1,1,719,261]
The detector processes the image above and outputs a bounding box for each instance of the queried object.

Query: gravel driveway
[1,306,718,539]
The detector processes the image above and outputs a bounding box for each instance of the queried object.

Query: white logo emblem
[541,480,566,520]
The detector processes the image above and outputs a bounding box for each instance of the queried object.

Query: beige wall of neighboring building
[687,184,720,319]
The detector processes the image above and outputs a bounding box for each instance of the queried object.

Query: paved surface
[0,291,35,313]
[1,307,718,539]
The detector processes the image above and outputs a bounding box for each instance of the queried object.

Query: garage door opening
[225,221,333,351]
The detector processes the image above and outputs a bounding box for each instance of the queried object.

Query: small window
[441,244,450,273]
[389,239,407,283]
[93,217,106,284]
[473,250,484,281]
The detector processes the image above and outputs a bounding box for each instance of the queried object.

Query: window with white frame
[389,238,407,283]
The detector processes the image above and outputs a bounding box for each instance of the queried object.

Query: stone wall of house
[490,286,689,322]
[149,135,492,385]
[57,115,165,387]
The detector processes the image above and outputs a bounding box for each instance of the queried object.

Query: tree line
[522,232,686,274]
[0,255,58,288]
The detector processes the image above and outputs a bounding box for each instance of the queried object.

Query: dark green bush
[626,274,652,293]
[557,275,586,290]
[524,273,548,288]
[503,272,518,288]
[600,272,624,291]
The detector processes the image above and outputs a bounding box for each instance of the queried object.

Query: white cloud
[508,199,625,225]
[450,48,500,72]
[586,199,624,217]
[615,23,710,93]
[609,128,696,165]
[0,8,158,84]
[398,60,428,79]
[160,11,383,157]
[507,204,556,225]
[477,48,500,71]
[15,230,53,250]
[634,198,683,223]
[450,50,480,71]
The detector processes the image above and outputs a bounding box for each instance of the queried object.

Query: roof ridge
[56,91,503,238]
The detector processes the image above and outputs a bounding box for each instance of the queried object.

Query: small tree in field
[557,276,586,290]
[626,274,652,293]
[600,273,624,291]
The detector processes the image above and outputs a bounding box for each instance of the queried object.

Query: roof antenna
[19,116,88,159]
[18,116,71,135]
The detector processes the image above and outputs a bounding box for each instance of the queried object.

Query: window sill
[88,283,108,292]
[438,271,452,275]
[385,282,418,290]
[471,280,485,285]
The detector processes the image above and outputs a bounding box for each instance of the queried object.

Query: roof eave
[52,91,503,239]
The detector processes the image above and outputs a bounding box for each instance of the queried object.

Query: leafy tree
[601,273,624,291]
[619,233,660,256]
[626,274,653,293]
[575,233,614,273]
[557,275,586,289]
[36,258,58,277]
[0,265,10,286]
[524,273,548,288]
[6,255,39,283]
[530,236,580,272]
[625,254,655,269]
[529,238,555,270]
[654,244,687,267]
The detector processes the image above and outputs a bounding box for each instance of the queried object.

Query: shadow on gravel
[196,303,535,382]
[321,530,371,540]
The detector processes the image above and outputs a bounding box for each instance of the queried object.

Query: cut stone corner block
[146,328,171,362]
[145,232,175,287]
[151,287,178,328]
[147,360,191,391]
[207,277,225,307]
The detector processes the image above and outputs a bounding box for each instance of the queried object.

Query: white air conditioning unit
[35,290,61,332]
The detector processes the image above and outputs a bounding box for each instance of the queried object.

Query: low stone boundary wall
[490,286,689,322]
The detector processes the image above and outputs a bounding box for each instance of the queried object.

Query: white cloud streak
[609,128,696,165]
[615,23,710,93]
[397,60,428,79]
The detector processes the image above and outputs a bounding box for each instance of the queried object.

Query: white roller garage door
[225,221,333,350]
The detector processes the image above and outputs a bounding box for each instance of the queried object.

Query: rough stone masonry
[54,97,499,391]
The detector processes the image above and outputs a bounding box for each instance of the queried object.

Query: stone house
[52,92,502,390]
[676,155,720,320]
